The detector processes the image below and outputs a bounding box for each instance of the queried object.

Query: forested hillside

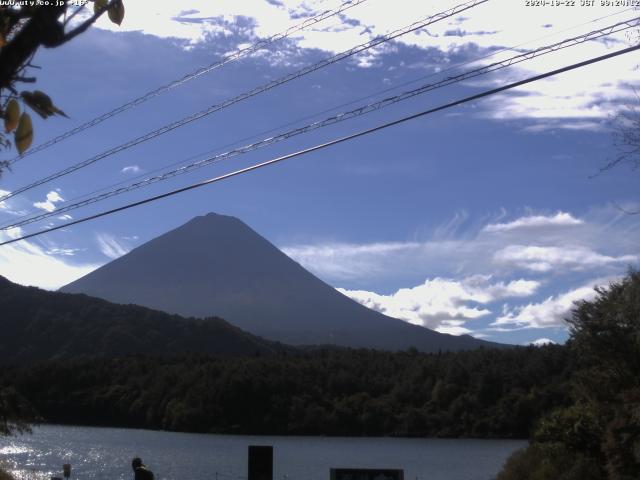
[0,276,283,361]
[0,345,572,438]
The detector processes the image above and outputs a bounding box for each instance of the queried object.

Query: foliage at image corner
[0,0,125,171]
[0,467,16,480]
[0,384,37,437]
[497,269,640,480]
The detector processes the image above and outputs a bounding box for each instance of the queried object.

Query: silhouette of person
[132,457,155,480]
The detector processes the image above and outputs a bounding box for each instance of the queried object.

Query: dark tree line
[0,344,573,439]
[2,270,638,480]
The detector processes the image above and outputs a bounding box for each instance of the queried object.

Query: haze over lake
[1,425,525,480]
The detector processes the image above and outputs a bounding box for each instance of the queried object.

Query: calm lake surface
[0,425,525,480]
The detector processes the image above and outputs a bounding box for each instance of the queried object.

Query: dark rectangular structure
[330,468,404,480]
[248,445,273,480]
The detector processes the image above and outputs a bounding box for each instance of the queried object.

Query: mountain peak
[61,215,504,352]
[199,212,239,221]
[182,212,244,228]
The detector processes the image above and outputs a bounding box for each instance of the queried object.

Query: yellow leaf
[94,0,108,15]
[14,113,33,155]
[4,99,20,133]
[108,1,125,26]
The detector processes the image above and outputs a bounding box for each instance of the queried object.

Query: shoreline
[18,422,530,442]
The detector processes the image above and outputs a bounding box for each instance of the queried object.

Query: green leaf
[21,91,68,119]
[108,0,125,26]
[94,0,108,15]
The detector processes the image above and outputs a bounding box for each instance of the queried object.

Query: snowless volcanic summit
[62,213,502,352]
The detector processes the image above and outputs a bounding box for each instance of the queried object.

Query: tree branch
[53,1,116,47]
[0,5,66,89]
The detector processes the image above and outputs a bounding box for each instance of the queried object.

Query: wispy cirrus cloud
[0,227,98,290]
[493,245,637,273]
[0,189,10,211]
[284,208,640,284]
[282,241,420,281]
[45,247,83,257]
[0,189,30,217]
[96,233,130,260]
[283,207,639,338]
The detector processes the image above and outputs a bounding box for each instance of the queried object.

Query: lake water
[0,425,525,480]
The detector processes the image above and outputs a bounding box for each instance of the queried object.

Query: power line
[0,0,488,204]
[9,4,630,227]
[2,42,638,247]
[4,14,637,231]
[6,0,371,165]
[51,6,634,212]
[0,10,631,230]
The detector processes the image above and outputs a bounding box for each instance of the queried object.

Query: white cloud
[96,233,130,259]
[492,283,600,330]
[111,0,630,58]
[483,212,583,233]
[0,189,10,210]
[338,275,540,334]
[282,208,638,339]
[89,0,298,46]
[82,0,640,127]
[478,277,541,299]
[33,191,65,213]
[477,46,638,127]
[0,190,27,217]
[0,228,98,290]
[494,245,637,273]
[529,338,556,346]
[45,247,82,257]
[121,165,141,174]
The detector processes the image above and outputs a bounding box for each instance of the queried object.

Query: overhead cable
[2,42,638,246]
[0,0,488,204]
[4,15,637,231]
[6,0,371,165]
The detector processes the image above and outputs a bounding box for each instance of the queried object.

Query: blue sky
[1,0,639,346]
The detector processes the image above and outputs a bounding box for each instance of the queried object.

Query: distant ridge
[62,213,505,352]
[0,275,283,362]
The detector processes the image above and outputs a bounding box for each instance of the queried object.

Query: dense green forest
[498,271,640,480]
[0,345,572,438]
[1,272,638,479]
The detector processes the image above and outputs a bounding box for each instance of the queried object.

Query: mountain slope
[62,213,504,352]
[0,276,283,362]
